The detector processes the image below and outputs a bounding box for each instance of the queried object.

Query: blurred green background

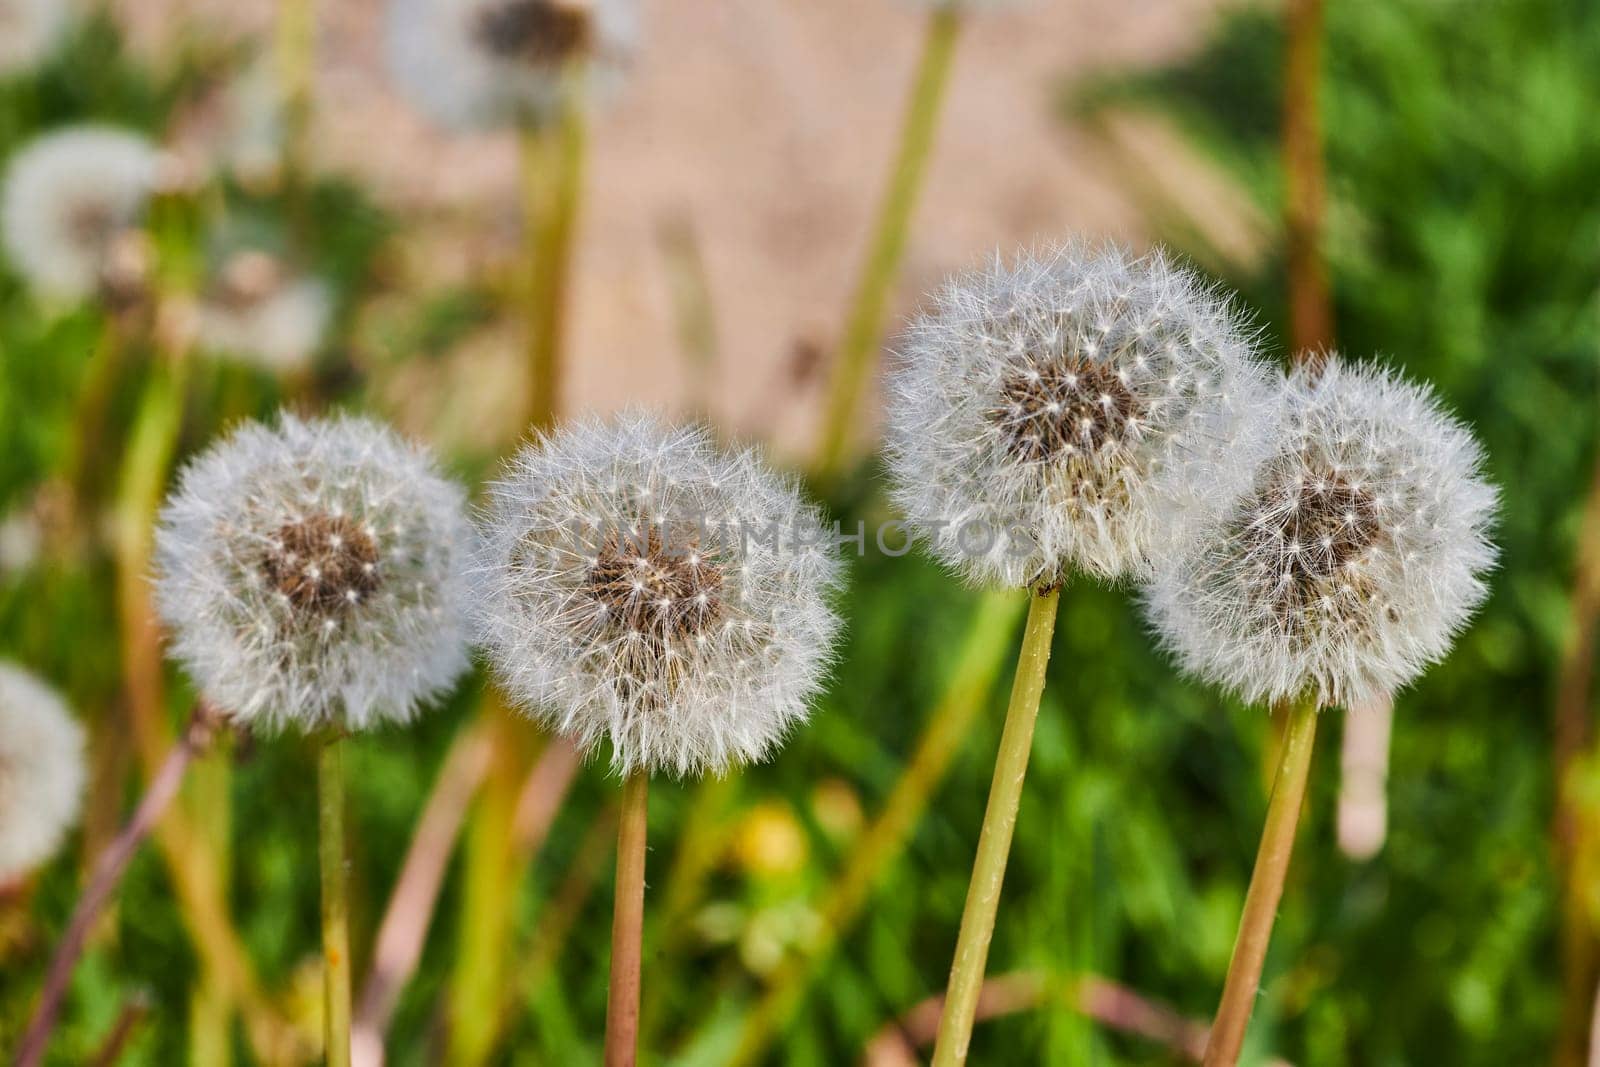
[1,0,1596,1064]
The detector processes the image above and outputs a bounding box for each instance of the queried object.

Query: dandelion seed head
[386,0,637,131]
[154,414,474,732]
[475,412,843,778]
[0,125,162,302]
[1144,357,1499,707]
[0,663,85,882]
[195,250,332,373]
[885,241,1278,588]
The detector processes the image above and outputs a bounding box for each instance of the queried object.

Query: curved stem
[1202,693,1320,1067]
[931,585,1060,1067]
[320,734,353,1067]
[604,771,649,1067]
[353,722,494,1067]
[814,6,962,479]
[16,704,217,1067]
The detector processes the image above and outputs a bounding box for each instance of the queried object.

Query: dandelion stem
[277,0,317,180]
[16,703,218,1067]
[521,90,587,433]
[604,770,649,1067]
[1202,692,1320,1067]
[320,733,353,1067]
[814,5,962,478]
[931,584,1060,1067]
[726,589,1024,1066]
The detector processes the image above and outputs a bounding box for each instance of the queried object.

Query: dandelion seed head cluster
[0,125,162,302]
[0,663,85,882]
[195,251,332,373]
[0,0,69,76]
[386,0,637,131]
[154,415,474,733]
[886,242,1278,589]
[1144,358,1498,708]
[475,413,843,778]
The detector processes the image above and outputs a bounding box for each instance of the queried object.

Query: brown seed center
[65,199,119,250]
[586,526,724,643]
[990,359,1140,464]
[260,513,382,616]
[473,0,593,64]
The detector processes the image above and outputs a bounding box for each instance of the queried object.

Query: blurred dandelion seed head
[1145,357,1499,707]
[0,125,162,303]
[0,0,69,76]
[154,414,474,733]
[0,663,85,883]
[475,412,843,778]
[195,251,332,373]
[885,242,1278,589]
[386,0,637,131]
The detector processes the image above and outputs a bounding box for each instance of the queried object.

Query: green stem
[814,5,962,479]
[1202,692,1320,1067]
[320,734,352,1067]
[189,740,234,1067]
[277,0,316,182]
[726,589,1024,1066]
[521,92,587,433]
[931,585,1060,1067]
[447,707,526,1067]
[604,771,649,1067]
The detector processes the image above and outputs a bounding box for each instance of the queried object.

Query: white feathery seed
[1144,357,1498,709]
[475,412,844,778]
[0,0,70,76]
[0,663,85,883]
[0,125,163,301]
[195,251,332,373]
[385,0,637,131]
[154,414,475,732]
[885,242,1279,589]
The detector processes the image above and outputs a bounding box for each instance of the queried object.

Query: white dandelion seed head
[385,0,637,132]
[0,663,85,882]
[885,241,1279,589]
[0,125,162,302]
[195,251,332,373]
[1144,357,1499,708]
[0,0,70,76]
[154,414,475,733]
[475,412,844,778]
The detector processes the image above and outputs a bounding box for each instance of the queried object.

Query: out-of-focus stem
[1283,0,1331,368]
[190,738,235,1067]
[1203,693,1320,1067]
[320,735,353,1067]
[352,722,495,1067]
[656,216,720,418]
[89,993,152,1067]
[16,704,218,1067]
[276,0,316,179]
[604,772,649,1067]
[726,589,1023,1066]
[502,807,617,1041]
[447,699,533,1067]
[814,6,962,479]
[1335,693,1393,860]
[1558,454,1600,1067]
[930,585,1060,1067]
[520,92,587,433]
